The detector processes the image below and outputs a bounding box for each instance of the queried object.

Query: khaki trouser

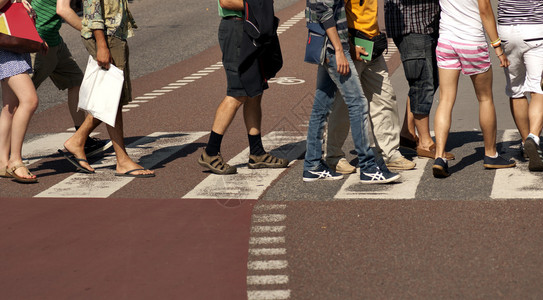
[324,55,402,164]
[82,36,132,106]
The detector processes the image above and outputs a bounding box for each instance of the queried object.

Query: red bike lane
[0,1,309,299]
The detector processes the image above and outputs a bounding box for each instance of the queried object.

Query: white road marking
[247,290,291,300]
[249,237,286,245]
[23,132,102,166]
[254,204,287,211]
[247,260,288,270]
[135,96,156,100]
[247,275,289,285]
[252,226,286,233]
[253,214,286,223]
[182,131,306,199]
[249,248,287,256]
[35,132,208,198]
[491,129,543,199]
[334,157,428,199]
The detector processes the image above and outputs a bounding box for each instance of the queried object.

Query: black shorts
[218,18,249,97]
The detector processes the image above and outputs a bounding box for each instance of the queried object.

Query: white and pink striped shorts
[436,38,491,75]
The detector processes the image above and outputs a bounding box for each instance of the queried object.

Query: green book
[353,37,374,61]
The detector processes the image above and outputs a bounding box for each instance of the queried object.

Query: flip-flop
[7,163,38,183]
[115,168,155,178]
[58,149,95,174]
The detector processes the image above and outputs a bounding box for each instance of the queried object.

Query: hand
[21,0,36,19]
[355,45,369,61]
[96,46,112,70]
[495,47,510,68]
[335,51,350,76]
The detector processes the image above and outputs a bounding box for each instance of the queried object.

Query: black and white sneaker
[525,137,543,171]
[360,167,401,184]
[303,162,344,182]
[84,137,112,157]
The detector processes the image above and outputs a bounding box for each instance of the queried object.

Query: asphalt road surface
[2,0,543,299]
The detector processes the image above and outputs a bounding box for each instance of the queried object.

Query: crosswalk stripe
[491,129,543,199]
[34,131,208,198]
[334,157,429,199]
[23,132,101,166]
[182,131,306,199]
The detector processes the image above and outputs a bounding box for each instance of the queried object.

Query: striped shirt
[306,0,349,49]
[33,0,62,47]
[498,0,543,26]
[384,0,440,38]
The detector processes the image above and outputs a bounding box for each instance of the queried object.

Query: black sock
[205,131,223,156]
[248,134,266,156]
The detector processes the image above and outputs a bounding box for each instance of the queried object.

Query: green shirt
[33,0,62,47]
[217,0,242,18]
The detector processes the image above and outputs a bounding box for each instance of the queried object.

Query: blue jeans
[393,33,439,115]
[304,49,377,172]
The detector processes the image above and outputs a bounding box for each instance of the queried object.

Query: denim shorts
[393,33,439,115]
[218,18,250,97]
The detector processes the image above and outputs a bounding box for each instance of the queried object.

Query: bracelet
[491,38,501,47]
[497,53,504,57]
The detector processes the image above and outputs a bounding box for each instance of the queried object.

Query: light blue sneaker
[303,162,344,182]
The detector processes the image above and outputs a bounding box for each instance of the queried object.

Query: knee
[23,95,39,112]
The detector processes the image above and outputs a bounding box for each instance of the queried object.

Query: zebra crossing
[1,129,542,200]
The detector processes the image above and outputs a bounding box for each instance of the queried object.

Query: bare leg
[211,96,247,135]
[414,114,434,150]
[509,97,530,142]
[2,73,38,179]
[471,69,497,157]
[64,113,101,172]
[67,85,86,128]
[434,68,460,159]
[400,97,417,140]
[243,95,262,135]
[106,108,154,176]
[529,92,543,137]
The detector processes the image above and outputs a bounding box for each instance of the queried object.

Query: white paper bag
[78,55,124,127]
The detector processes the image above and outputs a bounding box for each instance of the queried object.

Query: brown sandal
[0,166,13,178]
[248,153,289,169]
[7,163,38,183]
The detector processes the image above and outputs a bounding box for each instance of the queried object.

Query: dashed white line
[249,237,286,245]
[249,248,287,256]
[247,290,291,300]
[252,226,286,233]
[253,214,287,223]
[248,260,288,270]
[247,275,289,285]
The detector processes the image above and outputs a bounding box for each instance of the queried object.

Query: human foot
[63,139,94,173]
[7,163,38,183]
[116,163,155,177]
